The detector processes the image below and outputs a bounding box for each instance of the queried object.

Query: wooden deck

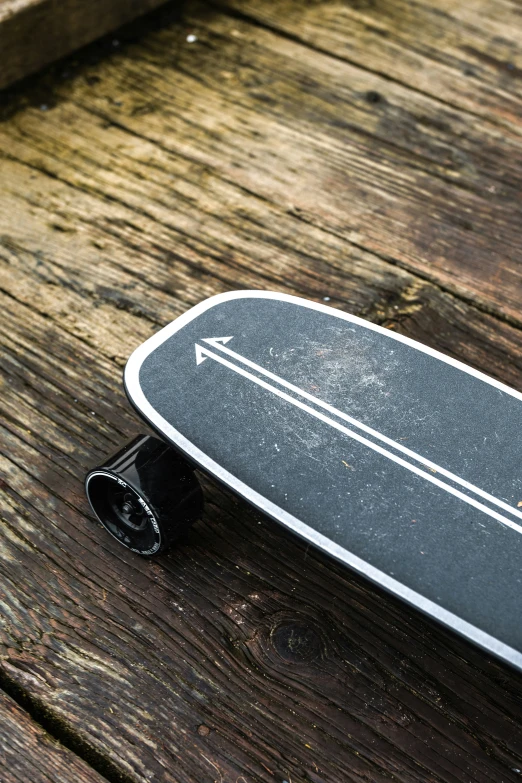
[1,1,522,780]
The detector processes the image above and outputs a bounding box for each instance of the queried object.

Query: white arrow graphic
[196,336,232,364]
[195,338,522,535]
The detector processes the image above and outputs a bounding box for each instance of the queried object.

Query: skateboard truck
[85,434,202,555]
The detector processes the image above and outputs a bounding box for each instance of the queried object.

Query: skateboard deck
[123,291,522,671]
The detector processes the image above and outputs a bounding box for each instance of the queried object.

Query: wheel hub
[110,489,148,532]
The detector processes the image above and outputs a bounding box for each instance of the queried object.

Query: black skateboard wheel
[85,435,203,555]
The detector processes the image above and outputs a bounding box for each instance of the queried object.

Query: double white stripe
[195,337,522,535]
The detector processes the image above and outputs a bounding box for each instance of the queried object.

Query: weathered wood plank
[1,0,522,781]
[0,0,173,90]
[0,690,108,783]
[220,0,522,133]
[1,0,522,324]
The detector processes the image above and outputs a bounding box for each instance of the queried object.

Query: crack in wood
[0,674,125,783]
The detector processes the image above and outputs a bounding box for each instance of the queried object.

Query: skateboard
[85,290,522,672]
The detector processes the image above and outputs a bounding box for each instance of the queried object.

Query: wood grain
[0,0,173,90]
[3,0,522,323]
[1,1,522,781]
[220,0,522,133]
[0,690,108,783]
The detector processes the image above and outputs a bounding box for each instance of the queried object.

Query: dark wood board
[0,690,109,783]
[0,0,173,91]
[1,0,522,781]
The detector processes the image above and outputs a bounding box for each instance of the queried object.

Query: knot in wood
[271,620,322,663]
[365,90,383,104]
